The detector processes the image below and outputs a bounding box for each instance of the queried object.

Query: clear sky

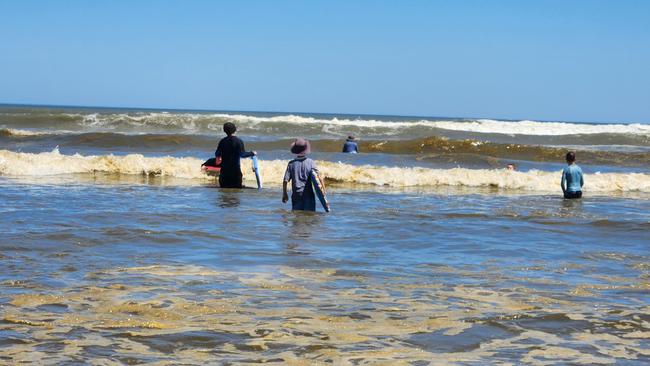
[1,0,649,122]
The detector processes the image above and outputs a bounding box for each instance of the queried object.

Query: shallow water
[1,106,650,364]
[1,178,649,365]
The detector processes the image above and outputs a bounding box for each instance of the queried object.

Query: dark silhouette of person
[342,135,359,153]
[214,122,255,188]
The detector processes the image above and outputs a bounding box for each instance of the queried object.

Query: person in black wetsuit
[214,122,256,188]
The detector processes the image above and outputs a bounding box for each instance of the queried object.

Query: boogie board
[201,157,221,176]
[251,156,262,189]
[310,170,330,212]
[202,165,221,176]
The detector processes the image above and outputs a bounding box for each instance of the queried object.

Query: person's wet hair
[566,151,576,163]
[223,122,237,136]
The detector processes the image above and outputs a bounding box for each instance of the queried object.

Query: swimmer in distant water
[506,163,516,171]
[214,122,256,188]
[561,151,584,199]
[342,135,359,153]
[283,138,318,211]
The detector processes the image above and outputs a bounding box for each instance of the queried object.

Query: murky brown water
[2,105,650,364]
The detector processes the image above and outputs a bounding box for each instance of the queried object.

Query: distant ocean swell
[2,149,649,193]
[3,130,649,166]
[2,110,649,138]
[1,128,51,137]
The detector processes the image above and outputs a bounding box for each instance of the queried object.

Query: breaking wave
[2,149,649,193]
[430,119,650,136]
[2,109,649,139]
[3,131,650,166]
[0,128,49,137]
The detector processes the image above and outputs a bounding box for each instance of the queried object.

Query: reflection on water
[561,196,585,210]
[284,211,322,240]
[282,212,322,256]
[216,190,241,208]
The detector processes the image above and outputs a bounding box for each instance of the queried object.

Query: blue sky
[1,0,649,122]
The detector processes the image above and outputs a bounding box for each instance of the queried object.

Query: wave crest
[1,150,649,193]
[0,128,48,137]
[3,131,649,166]
[0,148,203,179]
[3,110,649,137]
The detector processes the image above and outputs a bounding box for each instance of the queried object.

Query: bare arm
[282,181,289,203]
[580,172,584,188]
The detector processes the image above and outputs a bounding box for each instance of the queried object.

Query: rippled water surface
[1,177,649,365]
[2,106,650,364]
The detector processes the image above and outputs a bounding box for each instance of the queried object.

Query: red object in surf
[201,157,221,175]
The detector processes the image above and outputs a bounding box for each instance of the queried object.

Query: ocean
[1,105,649,364]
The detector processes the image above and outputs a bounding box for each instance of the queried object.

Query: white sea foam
[0,148,203,179]
[66,112,422,134]
[1,149,649,193]
[17,112,649,137]
[207,114,650,136]
[433,119,650,136]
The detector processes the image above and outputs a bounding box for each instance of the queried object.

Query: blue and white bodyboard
[310,170,330,212]
[252,156,262,189]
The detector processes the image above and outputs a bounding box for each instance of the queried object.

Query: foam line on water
[435,119,650,136]
[220,114,650,136]
[1,149,649,192]
[3,110,649,136]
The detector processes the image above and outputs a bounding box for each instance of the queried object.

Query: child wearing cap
[282,138,318,211]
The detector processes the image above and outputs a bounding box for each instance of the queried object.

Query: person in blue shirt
[561,151,584,199]
[342,136,359,153]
